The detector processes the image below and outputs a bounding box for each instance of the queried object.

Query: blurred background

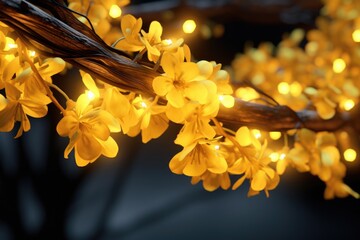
[1,0,360,239]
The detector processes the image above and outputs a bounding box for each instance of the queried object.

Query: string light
[235,87,260,101]
[278,82,290,95]
[279,153,286,160]
[269,152,280,162]
[344,148,357,162]
[86,90,95,101]
[290,82,302,97]
[163,39,173,45]
[28,50,36,57]
[109,5,122,18]
[269,131,282,140]
[352,29,360,42]
[140,101,148,108]
[333,58,346,73]
[251,129,261,139]
[341,99,355,111]
[182,19,196,34]
[218,95,235,108]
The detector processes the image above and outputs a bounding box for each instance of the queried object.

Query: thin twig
[23,48,66,114]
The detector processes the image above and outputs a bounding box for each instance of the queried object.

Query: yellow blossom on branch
[153,52,217,108]
[169,139,228,177]
[56,94,121,167]
[0,83,48,138]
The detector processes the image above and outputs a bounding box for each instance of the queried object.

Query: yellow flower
[173,103,217,147]
[140,20,163,62]
[277,143,309,174]
[153,53,217,108]
[0,83,48,138]
[127,96,169,143]
[311,131,340,181]
[288,129,341,182]
[197,60,233,95]
[16,57,65,101]
[325,178,360,199]
[229,138,280,197]
[235,126,261,150]
[101,87,137,133]
[169,139,228,177]
[56,94,120,167]
[191,171,231,192]
[323,161,359,199]
[117,14,144,52]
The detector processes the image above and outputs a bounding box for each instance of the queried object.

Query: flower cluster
[0,26,65,137]
[0,0,359,199]
[232,0,360,119]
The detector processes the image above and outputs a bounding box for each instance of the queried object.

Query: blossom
[229,132,280,197]
[323,160,359,199]
[169,139,228,177]
[153,53,217,108]
[230,152,280,197]
[171,101,218,146]
[56,94,120,166]
[0,83,48,138]
[277,143,309,174]
[140,20,163,62]
[16,57,65,101]
[117,14,144,52]
[235,126,261,150]
[191,171,231,192]
[126,95,169,143]
[101,87,136,133]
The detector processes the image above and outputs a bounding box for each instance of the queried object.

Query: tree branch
[0,0,356,132]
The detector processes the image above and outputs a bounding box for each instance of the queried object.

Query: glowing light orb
[182,19,196,34]
[140,101,148,108]
[290,81,302,97]
[251,129,261,139]
[86,90,95,101]
[269,131,282,140]
[344,148,357,162]
[278,82,290,95]
[352,29,360,42]
[162,39,173,45]
[109,5,122,18]
[218,95,235,108]
[342,99,355,111]
[235,87,260,101]
[269,152,280,162]
[28,50,36,57]
[333,58,346,73]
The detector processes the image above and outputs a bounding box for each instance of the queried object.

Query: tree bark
[0,0,356,132]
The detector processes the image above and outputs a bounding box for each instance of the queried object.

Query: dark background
[1,0,360,239]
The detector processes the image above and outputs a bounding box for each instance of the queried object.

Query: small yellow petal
[232,175,246,190]
[75,149,90,167]
[100,137,119,158]
[251,170,267,191]
[76,133,102,161]
[183,158,207,177]
[236,126,252,147]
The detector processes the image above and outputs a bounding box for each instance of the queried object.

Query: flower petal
[251,170,267,191]
[76,133,102,161]
[100,137,119,158]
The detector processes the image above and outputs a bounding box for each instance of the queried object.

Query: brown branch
[0,0,355,132]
